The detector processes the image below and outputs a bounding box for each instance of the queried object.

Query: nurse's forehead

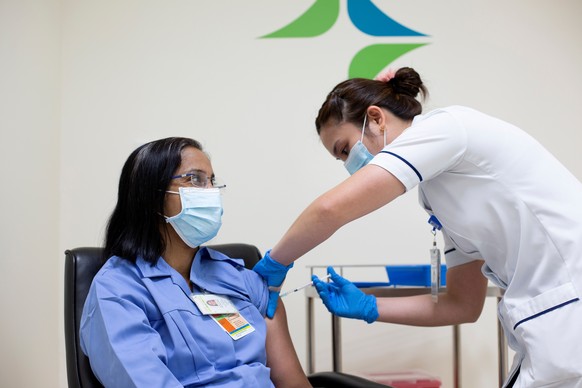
[320,122,358,149]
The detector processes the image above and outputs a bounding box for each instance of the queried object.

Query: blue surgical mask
[164,187,223,248]
[344,115,374,175]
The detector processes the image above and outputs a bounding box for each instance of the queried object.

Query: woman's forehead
[177,147,213,174]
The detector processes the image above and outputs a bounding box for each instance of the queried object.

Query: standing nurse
[253,67,582,387]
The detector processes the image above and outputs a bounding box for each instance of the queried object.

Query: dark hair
[315,67,428,134]
[104,137,204,264]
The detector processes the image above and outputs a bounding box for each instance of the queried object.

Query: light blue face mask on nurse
[344,115,374,175]
[164,187,223,248]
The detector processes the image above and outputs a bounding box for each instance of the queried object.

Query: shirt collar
[190,247,250,300]
[136,255,173,278]
[134,247,250,299]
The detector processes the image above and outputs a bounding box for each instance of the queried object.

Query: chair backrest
[64,243,262,388]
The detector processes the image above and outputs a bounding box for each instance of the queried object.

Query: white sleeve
[441,229,482,268]
[369,110,467,191]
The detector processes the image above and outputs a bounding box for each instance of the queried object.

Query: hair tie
[374,68,397,82]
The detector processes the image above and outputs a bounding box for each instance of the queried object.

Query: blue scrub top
[80,247,272,388]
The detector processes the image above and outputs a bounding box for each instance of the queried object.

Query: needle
[280,274,332,297]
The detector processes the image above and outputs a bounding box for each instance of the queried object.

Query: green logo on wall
[261,0,430,79]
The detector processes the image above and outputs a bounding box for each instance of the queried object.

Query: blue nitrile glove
[312,266,378,324]
[252,250,294,318]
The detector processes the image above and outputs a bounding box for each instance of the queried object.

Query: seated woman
[80,137,311,388]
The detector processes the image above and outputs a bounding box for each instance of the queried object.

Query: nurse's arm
[265,299,311,388]
[271,165,405,266]
[375,260,488,326]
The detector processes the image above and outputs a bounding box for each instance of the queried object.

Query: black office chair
[64,244,391,388]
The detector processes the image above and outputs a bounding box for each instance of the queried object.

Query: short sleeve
[441,229,482,268]
[242,269,269,317]
[369,109,468,191]
[197,248,270,316]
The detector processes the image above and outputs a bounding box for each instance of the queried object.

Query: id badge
[430,247,441,303]
[211,312,255,340]
[190,293,238,315]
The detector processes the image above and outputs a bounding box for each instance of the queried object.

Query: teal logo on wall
[261,0,430,79]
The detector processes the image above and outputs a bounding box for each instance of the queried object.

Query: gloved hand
[312,266,378,324]
[252,250,294,318]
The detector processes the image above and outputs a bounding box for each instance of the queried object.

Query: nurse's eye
[333,143,349,160]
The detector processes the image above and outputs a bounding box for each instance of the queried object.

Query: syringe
[280,274,332,297]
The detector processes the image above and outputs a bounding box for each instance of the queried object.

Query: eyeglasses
[171,171,226,189]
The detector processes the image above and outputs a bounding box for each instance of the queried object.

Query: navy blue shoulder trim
[444,248,456,255]
[379,151,423,182]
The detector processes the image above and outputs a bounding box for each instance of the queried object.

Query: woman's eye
[191,175,204,185]
[341,147,349,156]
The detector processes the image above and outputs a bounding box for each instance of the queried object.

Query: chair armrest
[308,371,392,388]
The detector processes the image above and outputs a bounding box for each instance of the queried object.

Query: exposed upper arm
[265,300,311,388]
[270,164,405,265]
[317,163,405,227]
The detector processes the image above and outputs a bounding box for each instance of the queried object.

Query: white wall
[0,0,61,387]
[1,1,580,387]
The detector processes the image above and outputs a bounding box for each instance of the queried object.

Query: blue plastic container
[385,264,447,287]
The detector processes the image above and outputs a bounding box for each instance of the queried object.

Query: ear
[366,105,387,133]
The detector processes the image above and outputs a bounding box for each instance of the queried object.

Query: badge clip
[428,215,442,303]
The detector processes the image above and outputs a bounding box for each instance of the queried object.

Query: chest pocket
[158,295,267,385]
